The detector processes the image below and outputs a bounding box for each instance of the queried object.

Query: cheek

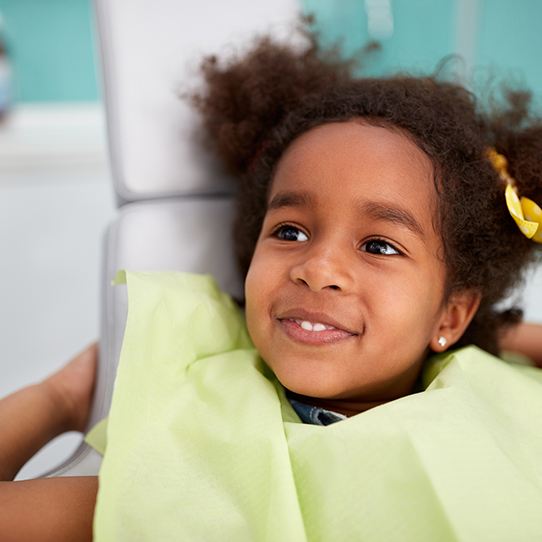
[244,263,261,327]
[244,242,284,306]
[374,268,445,339]
[245,247,267,307]
[244,250,274,340]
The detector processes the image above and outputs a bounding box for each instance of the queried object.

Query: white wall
[0,104,115,478]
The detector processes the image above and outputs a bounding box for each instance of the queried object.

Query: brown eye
[362,239,401,255]
[273,225,309,242]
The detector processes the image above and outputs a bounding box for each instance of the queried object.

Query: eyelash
[271,223,403,256]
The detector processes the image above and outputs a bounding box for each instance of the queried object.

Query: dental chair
[43,0,300,477]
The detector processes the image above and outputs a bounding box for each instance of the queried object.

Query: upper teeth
[295,319,335,332]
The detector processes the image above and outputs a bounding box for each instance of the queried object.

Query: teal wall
[0,0,98,102]
[0,0,540,103]
[303,0,542,98]
[303,0,455,76]
[475,0,542,98]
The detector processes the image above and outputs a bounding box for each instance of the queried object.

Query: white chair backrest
[95,0,301,203]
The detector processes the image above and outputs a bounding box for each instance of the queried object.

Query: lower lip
[278,318,356,345]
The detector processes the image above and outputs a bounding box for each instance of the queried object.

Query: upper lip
[276,308,359,335]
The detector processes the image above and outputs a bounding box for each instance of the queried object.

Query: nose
[289,243,354,292]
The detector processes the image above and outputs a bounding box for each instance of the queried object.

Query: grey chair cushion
[45,197,243,477]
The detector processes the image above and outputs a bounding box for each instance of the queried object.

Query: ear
[430,290,481,352]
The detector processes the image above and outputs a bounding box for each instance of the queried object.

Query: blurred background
[0,0,541,478]
[0,0,113,478]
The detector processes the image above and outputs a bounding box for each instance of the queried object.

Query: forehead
[270,121,437,232]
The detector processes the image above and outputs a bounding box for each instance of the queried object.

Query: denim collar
[288,397,347,426]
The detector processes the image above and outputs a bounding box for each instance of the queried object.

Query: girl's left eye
[362,239,401,256]
[273,224,309,242]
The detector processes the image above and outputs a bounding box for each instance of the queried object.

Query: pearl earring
[437,336,447,348]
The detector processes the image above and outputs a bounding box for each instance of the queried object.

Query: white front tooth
[300,320,313,331]
[313,323,326,332]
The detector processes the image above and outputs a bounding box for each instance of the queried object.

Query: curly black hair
[191,26,542,355]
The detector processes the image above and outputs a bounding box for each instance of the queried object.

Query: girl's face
[245,121,457,409]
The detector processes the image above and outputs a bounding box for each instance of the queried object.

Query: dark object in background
[0,13,12,122]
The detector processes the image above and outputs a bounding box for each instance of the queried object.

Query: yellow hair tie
[487,148,542,243]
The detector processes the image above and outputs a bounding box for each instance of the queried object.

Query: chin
[272,364,346,399]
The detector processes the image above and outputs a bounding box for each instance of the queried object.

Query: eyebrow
[267,190,425,239]
[360,200,425,239]
[267,190,314,211]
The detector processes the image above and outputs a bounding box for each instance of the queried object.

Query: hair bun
[190,26,355,176]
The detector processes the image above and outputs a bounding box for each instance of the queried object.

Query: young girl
[2,28,542,541]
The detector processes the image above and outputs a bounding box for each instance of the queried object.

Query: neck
[287,368,425,417]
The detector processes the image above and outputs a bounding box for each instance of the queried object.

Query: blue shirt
[288,397,346,426]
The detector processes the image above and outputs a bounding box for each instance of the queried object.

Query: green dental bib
[91,272,542,541]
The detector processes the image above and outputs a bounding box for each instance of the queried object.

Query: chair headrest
[94,0,300,204]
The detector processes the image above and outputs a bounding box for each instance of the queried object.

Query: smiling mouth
[276,313,359,346]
